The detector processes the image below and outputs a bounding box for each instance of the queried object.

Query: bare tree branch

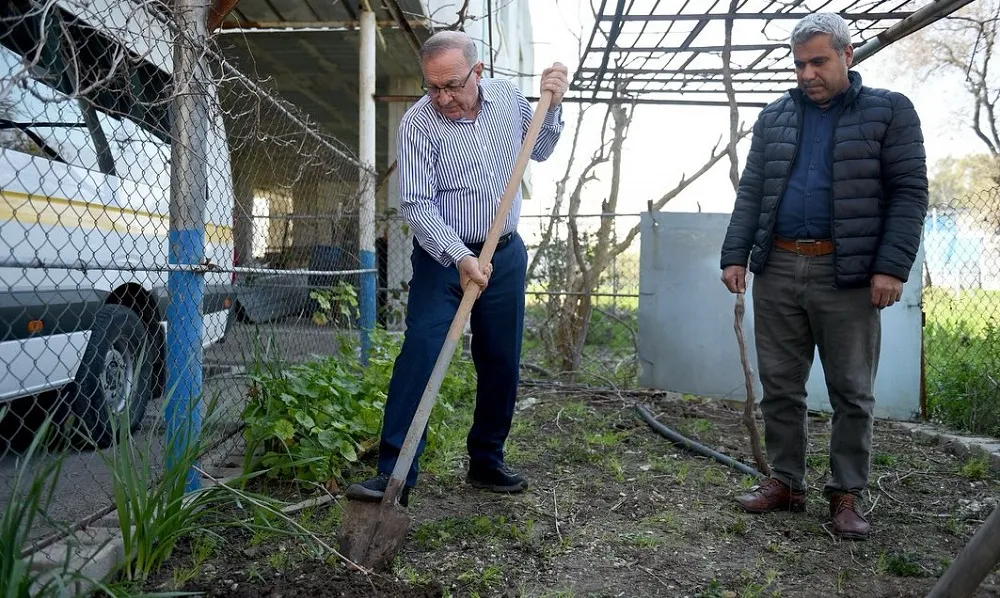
[526,102,591,281]
[447,0,471,31]
[588,99,630,286]
[606,127,751,262]
[891,1,1000,156]
[527,21,593,282]
[722,0,768,476]
[722,0,741,191]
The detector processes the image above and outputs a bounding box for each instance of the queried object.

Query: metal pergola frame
[571,0,975,107]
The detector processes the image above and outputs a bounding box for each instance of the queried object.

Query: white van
[0,0,235,446]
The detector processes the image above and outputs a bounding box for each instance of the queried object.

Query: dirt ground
[137,388,1000,597]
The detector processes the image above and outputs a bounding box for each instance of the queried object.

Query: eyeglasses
[422,64,477,96]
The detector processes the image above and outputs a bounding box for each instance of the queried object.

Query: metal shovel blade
[338,497,411,571]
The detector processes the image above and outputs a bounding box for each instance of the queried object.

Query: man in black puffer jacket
[719,12,928,540]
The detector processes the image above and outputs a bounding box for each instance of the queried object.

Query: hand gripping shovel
[338,90,555,571]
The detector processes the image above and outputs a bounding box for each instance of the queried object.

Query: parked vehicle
[0,0,235,447]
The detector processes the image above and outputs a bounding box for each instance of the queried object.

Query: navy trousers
[376,233,527,487]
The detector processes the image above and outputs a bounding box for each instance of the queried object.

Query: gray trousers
[752,248,881,497]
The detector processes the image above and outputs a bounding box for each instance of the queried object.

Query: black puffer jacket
[720,70,928,288]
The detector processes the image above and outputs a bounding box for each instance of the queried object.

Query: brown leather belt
[773,236,834,256]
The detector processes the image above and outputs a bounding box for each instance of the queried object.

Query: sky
[516,0,985,227]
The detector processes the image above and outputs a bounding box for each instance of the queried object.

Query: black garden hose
[635,404,764,479]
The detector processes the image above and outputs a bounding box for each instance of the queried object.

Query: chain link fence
[17,0,999,578]
[378,211,642,389]
[922,186,1000,438]
[0,0,640,556]
[520,212,640,388]
[0,0,372,551]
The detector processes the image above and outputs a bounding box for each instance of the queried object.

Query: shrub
[242,325,477,486]
[923,288,1000,437]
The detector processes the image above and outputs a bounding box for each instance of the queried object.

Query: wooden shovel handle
[926,502,1000,598]
[384,90,555,503]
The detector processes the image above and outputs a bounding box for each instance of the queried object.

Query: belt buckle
[775,236,825,255]
[794,238,817,254]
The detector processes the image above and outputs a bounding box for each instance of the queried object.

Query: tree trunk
[554,285,593,378]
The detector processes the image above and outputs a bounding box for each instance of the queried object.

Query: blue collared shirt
[774,95,843,239]
[396,77,565,267]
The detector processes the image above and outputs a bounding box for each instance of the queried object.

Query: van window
[98,110,171,191]
[0,45,102,173]
[0,4,173,181]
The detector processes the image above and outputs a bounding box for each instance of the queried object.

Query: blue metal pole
[166,232,204,492]
[359,250,376,361]
[166,0,209,492]
[358,6,377,364]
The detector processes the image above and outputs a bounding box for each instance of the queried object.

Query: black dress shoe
[466,463,528,493]
[344,473,410,507]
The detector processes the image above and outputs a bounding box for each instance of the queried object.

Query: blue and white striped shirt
[396,77,565,267]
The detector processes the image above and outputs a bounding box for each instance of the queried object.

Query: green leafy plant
[310,281,358,327]
[877,551,926,578]
[246,268,480,486]
[924,288,1000,437]
[960,456,990,480]
[94,390,289,585]
[0,411,177,598]
[97,395,218,582]
[242,353,385,483]
[1,412,69,598]
[242,323,478,486]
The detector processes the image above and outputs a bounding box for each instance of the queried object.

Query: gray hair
[790,12,852,54]
[419,30,478,67]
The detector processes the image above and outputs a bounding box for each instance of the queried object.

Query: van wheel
[72,304,155,448]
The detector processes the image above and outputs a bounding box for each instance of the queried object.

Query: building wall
[421,0,535,95]
[637,211,925,422]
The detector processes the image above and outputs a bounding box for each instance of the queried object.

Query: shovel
[338,89,555,571]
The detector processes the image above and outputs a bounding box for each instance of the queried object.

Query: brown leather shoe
[830,493,870,540]
[735,477,807,514]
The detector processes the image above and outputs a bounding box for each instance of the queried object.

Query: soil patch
[137,526,443,598]
[137,388,1000,597]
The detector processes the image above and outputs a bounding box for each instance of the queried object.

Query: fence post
[166,0,209,492]
[358,4,377,363]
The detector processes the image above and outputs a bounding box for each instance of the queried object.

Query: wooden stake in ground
[734,293,769,476]
[720,0,767,478]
